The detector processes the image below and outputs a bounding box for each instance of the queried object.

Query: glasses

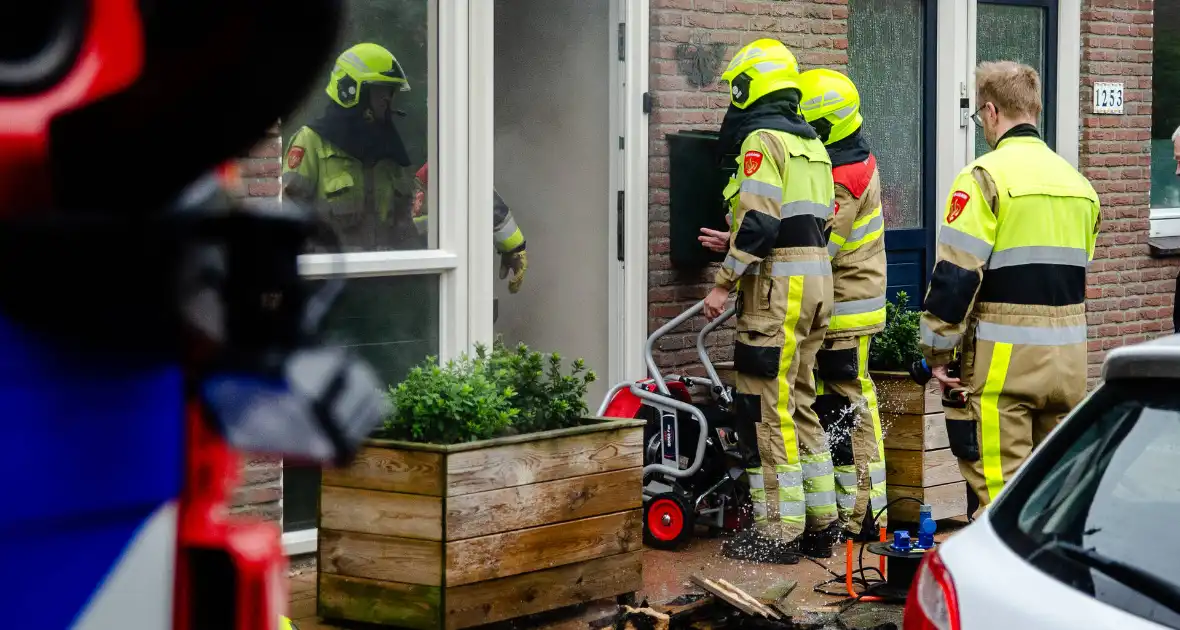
[970,102,998,127]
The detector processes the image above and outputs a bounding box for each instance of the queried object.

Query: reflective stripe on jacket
[826,154,887,338]
[714,128,835,292]
[919,134,1101,365]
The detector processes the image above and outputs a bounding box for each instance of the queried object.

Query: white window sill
[1149,207,1180,257]
[282,528,317,556]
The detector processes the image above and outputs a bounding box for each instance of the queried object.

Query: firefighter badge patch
[743,151,764,177]
[947,190,970,224]
[287,146,305,170]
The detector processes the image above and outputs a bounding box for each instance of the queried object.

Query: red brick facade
[229,125,285,521]
[1080,0,1176,382]
[647,0,1179,382]
[649,0,850,374]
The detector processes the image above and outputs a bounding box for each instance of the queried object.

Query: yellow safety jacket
[715,128,835,296]
[281,126,416,251]
[826,154,887,338]
[919,130,1101,366]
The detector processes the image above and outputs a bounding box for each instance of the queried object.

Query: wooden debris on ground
[689,575,781,621]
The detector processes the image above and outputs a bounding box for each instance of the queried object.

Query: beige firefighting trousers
[815,335,888,535]
[734,262,836,542]
[948,305,1088,519]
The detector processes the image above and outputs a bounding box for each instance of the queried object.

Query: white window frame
[282,0,479,556]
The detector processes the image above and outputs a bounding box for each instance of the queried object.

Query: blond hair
[976,61,1042,121]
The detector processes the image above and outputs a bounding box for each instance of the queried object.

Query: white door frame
[937,0,1082,202]
[619,0,650,383]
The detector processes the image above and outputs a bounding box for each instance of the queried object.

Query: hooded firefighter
[701,39,840,564]
[797,69,889,541]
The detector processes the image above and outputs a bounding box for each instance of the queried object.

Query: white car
[903,335,1180,630]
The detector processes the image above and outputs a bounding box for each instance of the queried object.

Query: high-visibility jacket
[411,163,526,254]
[715,128,835,294]
[919,133,1101,365]
[281,126,416,250]
[825,154,887,338]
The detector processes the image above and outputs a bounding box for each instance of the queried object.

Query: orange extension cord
[843,527,888,602]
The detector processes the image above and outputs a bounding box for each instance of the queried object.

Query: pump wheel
[644,493,694,550]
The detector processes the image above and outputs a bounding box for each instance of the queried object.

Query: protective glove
[499,245,527,294]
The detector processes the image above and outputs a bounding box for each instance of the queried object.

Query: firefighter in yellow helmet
[919,61,1100,518]
[701,39,839,564]
[281,43,419,251]
[796,69,888,542]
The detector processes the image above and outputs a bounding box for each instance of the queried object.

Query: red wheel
[644,493,694,549]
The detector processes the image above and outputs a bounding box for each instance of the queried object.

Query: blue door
[848,0,940,306]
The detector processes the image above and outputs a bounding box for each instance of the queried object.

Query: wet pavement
[289,519,966,629]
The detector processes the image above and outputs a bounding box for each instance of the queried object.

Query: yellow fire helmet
[325,42,410,109]
[719,38,801,109]
[796,68,863,145]
[279,615,298,630]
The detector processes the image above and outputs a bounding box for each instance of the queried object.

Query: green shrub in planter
[383,340,597,444]
[868,291,923,372]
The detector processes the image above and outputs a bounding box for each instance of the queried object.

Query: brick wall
[648,0,849,374]
[1080,0,1178,383]
[227,124,285,522]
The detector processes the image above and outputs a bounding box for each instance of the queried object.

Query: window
[281,0,437,252]
[282,275,439,534]
[277,0,470,545]
[848,0,926,229]
[989,382,1180,628]
[975,0,1058,157]
[1152,6,1180,210]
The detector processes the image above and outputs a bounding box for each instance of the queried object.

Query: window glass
[975,3,1047,157]
[991,382,1180,628]
[281,0,437,252]
[1152,7,1180,209]
[282,274,440,533]
[848,0,925,229]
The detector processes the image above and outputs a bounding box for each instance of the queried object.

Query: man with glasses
[919,61,1101,519]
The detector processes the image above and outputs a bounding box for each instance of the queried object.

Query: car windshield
[990,380,1180,629]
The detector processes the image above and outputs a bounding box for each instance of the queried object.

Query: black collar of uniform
[307,99,411,166]
[825,127,872,168]
[997,123,1041,145]
[716,88,818,163]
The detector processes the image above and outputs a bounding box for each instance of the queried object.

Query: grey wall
[492,0,613,403]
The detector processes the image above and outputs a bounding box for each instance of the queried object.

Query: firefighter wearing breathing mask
[702,39,840,564]
[796,69,888,542]
[282,43,420,251]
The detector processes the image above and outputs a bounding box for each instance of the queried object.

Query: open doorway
[491,0,620,402]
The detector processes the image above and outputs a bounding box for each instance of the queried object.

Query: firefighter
[701,39,840,563]
[411,163,528,293]
[919,61,1101,518]
[796,69,888,541]
[282,43,420,251]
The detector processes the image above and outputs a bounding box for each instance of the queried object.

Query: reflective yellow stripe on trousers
[858,335,888,517]
[775,275,806,526]
[977,320,1088,501]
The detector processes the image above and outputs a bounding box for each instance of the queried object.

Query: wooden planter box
[874,371,967,523]
[315,418,646,630]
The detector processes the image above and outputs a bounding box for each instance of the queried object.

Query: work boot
[839,511,881,543]
[799,521,842,559]
[720,529,801,565]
